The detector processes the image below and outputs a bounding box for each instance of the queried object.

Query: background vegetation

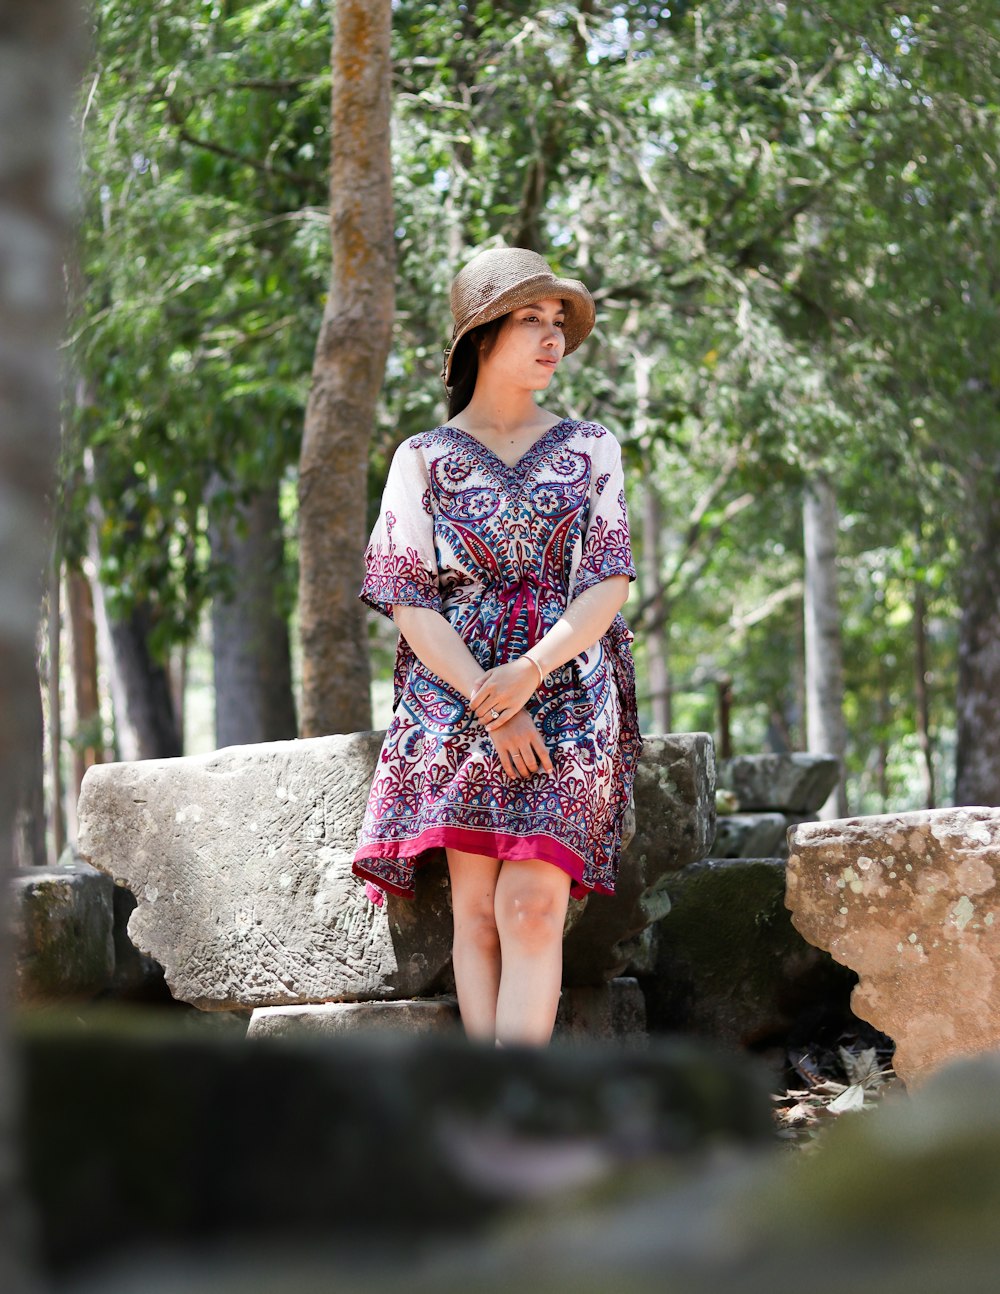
[40,0,1000,859]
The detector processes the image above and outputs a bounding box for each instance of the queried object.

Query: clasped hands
[470,658,553,779]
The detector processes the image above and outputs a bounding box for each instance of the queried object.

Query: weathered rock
[711,813,789,859]
[77,733,455,1010]
[18,1006,773,1279]
[554,977,647,1045]
[786,806,1000,1086]
[247,998,460,1039]
[78,730,715,1008]
[10,860,115,1002]
[58,841,168,1001]
[717,754,839,813]
[563,733,716,986]
[643,859,854,1047]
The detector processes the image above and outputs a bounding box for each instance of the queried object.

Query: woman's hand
[487,708,554,779]
[470,658,540,731]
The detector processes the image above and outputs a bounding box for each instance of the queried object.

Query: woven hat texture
[441,245,595,386]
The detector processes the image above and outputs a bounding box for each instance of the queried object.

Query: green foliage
[67,0,998,806]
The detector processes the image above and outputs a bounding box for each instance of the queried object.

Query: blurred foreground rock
[787,806,1000,1085]
[51,1033,1000,1294]
[77,731,715,1008]
[17,1007,770,1283]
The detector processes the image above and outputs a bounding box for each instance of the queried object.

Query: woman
[353,244,641,1046]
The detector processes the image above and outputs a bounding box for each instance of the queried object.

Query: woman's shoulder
[395,425,455,456]
[565,418,624,458]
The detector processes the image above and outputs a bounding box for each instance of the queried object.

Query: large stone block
[77,734,454,1011]
[562,733,716,986]
[717,754,839,813]
[786,806,1000,1086]
[10,861,115,1002]
[643,858,854,1047]
[78,731,717,1008]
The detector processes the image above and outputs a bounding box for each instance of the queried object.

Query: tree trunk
[46,548,65,859]
[106,603,182,760]
[802,472,849,817]
[0,2,88,1287]
[297,0,394,736]
[209,478,298,747]
[169,644,186,755]
[634,351,670,732]
[82,456,181,762]
[913,574,936,809]
[954,464,1000,805]
[642,479,671,732]
[12,670,48,869]
[65,563,103,841]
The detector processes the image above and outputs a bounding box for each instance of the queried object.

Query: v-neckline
[440,418,575,474]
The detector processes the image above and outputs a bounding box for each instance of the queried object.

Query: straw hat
[441,245,596,387]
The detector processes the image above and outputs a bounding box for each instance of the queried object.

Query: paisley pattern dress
[353,417,641,902]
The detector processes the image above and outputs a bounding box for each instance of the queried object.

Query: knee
[453,898,501,953]
[496,885,564,950]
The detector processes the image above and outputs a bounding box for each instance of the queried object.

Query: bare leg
[493,858,572,1046]
[445,848,502,1041]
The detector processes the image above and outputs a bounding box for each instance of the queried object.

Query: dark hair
[445,314,509,419]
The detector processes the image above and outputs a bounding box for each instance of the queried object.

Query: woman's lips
[536,358,557,367]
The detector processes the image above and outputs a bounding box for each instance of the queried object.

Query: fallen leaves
[773,1040,901,1149]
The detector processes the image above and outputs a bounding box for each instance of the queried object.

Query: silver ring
[490,707,500,720]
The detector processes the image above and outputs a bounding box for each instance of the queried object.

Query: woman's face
[480,296,567,389]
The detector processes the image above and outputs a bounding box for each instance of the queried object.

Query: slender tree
[803,472,849,817]
[297,0,394,735]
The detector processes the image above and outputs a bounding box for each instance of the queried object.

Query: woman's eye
[523,315,565,326]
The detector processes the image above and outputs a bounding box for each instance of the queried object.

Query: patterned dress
[353,417,641,902]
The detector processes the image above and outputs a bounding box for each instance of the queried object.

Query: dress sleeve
[571,428,637,599]
[359,438,442,622]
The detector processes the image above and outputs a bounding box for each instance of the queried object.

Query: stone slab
[643,858,854,1047]
[10,861,115,1003]
[786,806,1000,1085]
[711,813,789,859]
[554,977,647,1045]
[563,732,716,986]
[717,754,839,813]
[247,998,461,1039]
[77,733,455,1010]
[78,730,717,1008]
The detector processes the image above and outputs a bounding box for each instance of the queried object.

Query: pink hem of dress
[353,825,614,903]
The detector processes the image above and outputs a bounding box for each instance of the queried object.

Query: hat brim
[442,273,595,387]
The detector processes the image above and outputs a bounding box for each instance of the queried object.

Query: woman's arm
[391,605,486,700]
[468,575,630,732]
[392,605,553,777]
